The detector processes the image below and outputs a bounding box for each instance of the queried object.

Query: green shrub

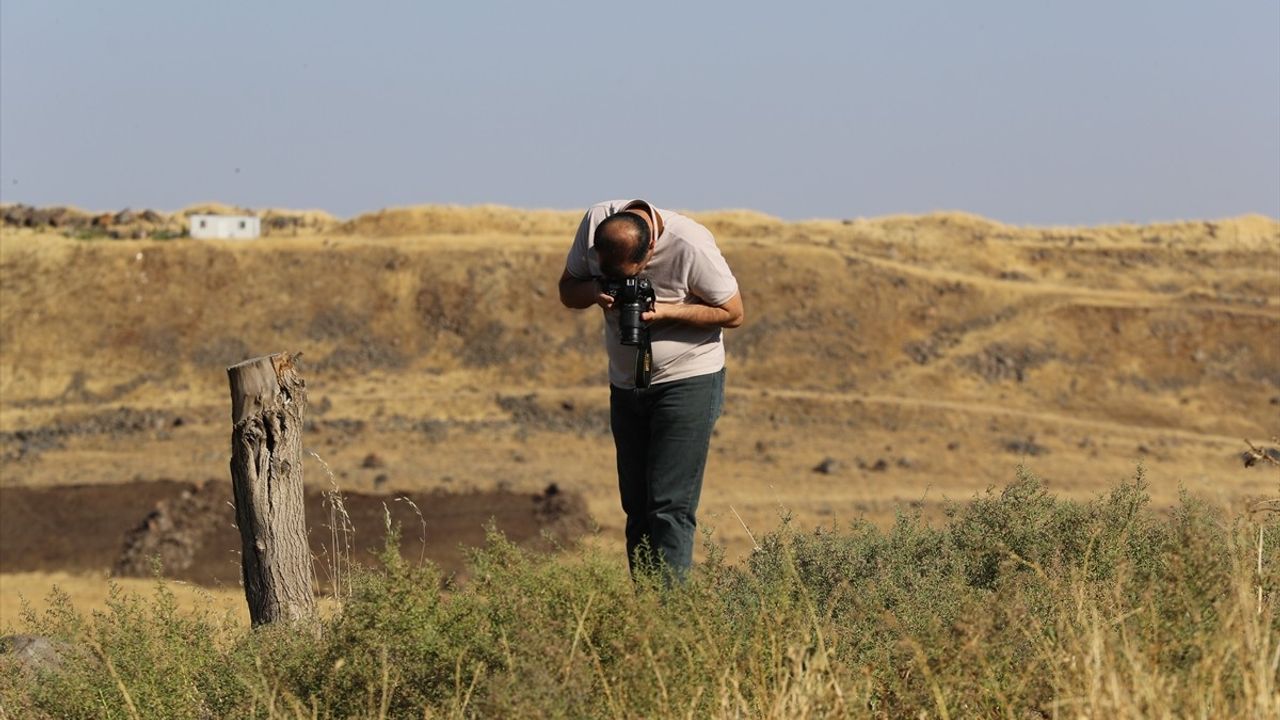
[2,581,250,719]
[2,469,1274,719]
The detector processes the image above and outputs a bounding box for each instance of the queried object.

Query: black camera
[601,276,655,346]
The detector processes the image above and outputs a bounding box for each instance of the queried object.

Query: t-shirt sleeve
[564,209,594,280]
[687,233,739,307]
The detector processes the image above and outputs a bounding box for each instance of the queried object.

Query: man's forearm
[559,276,606,309]
[658,303,734,327]
[650,296,744,329]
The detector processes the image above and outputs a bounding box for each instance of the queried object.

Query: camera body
[601,276,656,346]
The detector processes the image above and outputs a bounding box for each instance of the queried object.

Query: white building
[189,214,260,239]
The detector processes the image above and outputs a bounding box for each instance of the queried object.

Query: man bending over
[558,199,743,579]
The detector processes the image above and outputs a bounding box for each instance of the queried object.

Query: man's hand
[558,269,614,309]
[641,302,680,322]
[642,292,744,329]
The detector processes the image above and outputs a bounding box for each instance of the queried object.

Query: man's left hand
[641,302,679,323]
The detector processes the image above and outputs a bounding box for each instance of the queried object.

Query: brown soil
[0,481,592,587]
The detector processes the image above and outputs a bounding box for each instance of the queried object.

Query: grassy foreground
[2,469,1276,719]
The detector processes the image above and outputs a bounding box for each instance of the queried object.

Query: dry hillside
[1,205,1277,607]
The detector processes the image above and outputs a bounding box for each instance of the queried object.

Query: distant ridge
[2,202,1276,247]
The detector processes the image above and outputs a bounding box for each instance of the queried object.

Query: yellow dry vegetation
[0,572,249,628]
[0,204,1277,625]
[334,204,579,237]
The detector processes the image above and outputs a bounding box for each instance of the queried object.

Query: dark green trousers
[610,368,725,578]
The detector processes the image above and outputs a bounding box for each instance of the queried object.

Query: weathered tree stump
[228,352,315,625]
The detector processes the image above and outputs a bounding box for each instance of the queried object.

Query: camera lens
[618,301,644,345]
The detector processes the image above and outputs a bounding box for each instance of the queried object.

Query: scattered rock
[497,394,607,436]
[1004,437,1049,456]
[857,458,889,472]
[959,344,1053,383]
[308,418,367,436]
[361,453,386,469]
[812,458,840,474]
[313,340,407,373]
[411,419,451,442]
[0,635,71,671]
[532,482,588,527]
[903,341,940,365]
[1,406,185,462]
[1,203,187,237]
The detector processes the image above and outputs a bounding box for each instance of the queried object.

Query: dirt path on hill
[740,388,1247,447]
[836,246,1280,316]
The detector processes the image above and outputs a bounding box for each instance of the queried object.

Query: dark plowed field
[0,481,593,588]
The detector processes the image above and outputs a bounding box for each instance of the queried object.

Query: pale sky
[1,0,1277,224]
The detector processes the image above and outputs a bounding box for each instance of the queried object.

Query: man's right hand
[558,269,614,310]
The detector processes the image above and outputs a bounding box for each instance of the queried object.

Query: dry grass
[0,572,249,628]
[334,204,581,237]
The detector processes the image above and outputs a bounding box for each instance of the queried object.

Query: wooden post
[227,352,315,625]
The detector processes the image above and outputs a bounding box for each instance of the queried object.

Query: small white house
[189,214,260,239]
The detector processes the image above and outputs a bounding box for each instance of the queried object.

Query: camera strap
[634,328,652,389]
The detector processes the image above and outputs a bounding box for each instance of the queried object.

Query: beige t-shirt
[564,200,739,389]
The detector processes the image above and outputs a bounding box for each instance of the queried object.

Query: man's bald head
[595,212,652,278]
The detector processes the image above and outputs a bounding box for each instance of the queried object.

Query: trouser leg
[643,369,724,577]
[611,370,725,579]
[610,384,651,573]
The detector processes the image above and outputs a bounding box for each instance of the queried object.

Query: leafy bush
[2,468,1275,718]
